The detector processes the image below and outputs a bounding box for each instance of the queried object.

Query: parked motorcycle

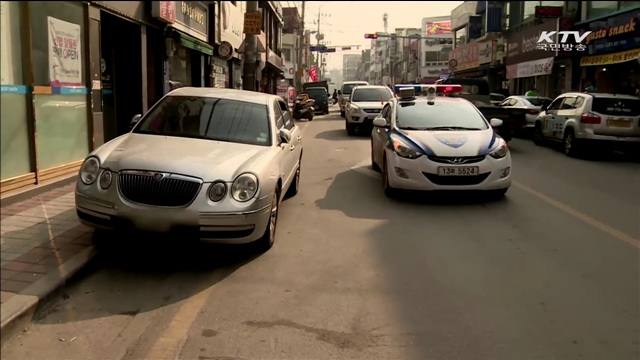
[293,97,314,121]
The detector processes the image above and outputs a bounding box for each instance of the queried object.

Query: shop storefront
[162,1,213,92]
[449,40,499,84]
[576,8,640,95]
[217,0,244,89]
[505,19,560,97]
[1,1,91,192]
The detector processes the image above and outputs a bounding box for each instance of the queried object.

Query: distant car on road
[533,92,640,157]
[340,81,369,117]
[305,87,330,114]
[370,86,511,197]
[75,87,304,252]
[499,95,552,129]
[345,85,394,136]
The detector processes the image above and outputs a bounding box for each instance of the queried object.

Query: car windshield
[396,101,489,130]
[592,97,640,116]
[306,88,326,98]
[134,96,271,146]
[352,88,393,102]
[342,83,367,95]
[523,97,552,106]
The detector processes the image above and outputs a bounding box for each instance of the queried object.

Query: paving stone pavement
[1,184,94,306]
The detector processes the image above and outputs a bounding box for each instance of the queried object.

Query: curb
[1,173,76,208]
[0,246,97,344]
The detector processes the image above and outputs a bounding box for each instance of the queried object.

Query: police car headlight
[489,142,509,159]
[390,135,423,159]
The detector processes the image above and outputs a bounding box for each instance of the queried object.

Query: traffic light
[364,33,378,39]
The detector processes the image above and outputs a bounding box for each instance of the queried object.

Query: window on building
[1,1,32,180]
[455,27,466,47]
[282,48,291,61]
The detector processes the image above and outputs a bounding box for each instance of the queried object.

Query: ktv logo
[536,31,593,52]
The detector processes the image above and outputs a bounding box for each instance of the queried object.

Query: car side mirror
[279,128,292,144]
[372,118,389,128]
[130,114,142,128]
[490,118,503,127]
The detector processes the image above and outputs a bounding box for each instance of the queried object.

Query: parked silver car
[345,85,394,136]
[75,88,304,251]
[533,92,640,156]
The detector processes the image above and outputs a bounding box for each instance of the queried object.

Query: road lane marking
[513,180,640,249]
[143,284,216,360]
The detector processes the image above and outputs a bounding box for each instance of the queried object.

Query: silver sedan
[75,87,304,251]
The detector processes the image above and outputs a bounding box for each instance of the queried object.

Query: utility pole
[295,1,305,93]
[242,1,259,91]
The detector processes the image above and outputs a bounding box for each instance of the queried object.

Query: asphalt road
[3,108,639,360]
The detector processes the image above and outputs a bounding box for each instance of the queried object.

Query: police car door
[553,96,580,140]
[372,103,392,166]
[542,97,564,138]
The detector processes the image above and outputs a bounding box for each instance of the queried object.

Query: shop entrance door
[100,11,143,141]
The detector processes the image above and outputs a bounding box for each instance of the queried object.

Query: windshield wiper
[426,126,482,131]
[398,126,428,130]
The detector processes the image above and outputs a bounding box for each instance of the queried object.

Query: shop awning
[174,31,214,56]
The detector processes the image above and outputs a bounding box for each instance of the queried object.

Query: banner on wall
[48,16,82,87]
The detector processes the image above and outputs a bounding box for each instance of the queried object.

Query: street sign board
[244,12,261,35]
[309,45,328,52]
[326,48,336,53]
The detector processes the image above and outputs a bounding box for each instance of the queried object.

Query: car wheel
[371,141,381,172]
[255,187,280,252]
[346,121,356,136]
[532,123,544,146]
[563,128,579,157]
[382,155,397,197]
[285,156,301,198]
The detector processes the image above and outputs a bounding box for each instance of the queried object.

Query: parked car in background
[345,85,394,136]
[340,81,369,117]
[499,95,553,130]
[75,88,304,252]
[533,92,640,157]
[305,87,330,114]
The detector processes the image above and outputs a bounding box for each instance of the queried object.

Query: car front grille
[422,172,490,186]
[427,155,486,164]
[363,109,380,114]
[118,171,202,207]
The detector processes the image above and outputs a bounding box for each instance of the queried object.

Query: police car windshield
[352,88,393,102]
[396,101,489,130]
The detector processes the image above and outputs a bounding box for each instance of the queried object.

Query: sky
[299,1,463,71]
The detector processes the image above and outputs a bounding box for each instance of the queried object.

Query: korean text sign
[48,16,82,86]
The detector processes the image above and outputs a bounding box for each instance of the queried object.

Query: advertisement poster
[308,66,318,82]
[48,16,82,86]
[425,21,451,35]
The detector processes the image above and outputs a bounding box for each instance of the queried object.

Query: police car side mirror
[372,118,388,128]
[490,118,503,127]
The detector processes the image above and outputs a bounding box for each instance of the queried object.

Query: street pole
[295,1,305,93]
[242,1,259,91]
[315,11,320,71]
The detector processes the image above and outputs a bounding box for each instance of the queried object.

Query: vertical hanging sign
[48,16,82,87]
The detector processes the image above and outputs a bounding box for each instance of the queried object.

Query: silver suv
[340,81,369,117]
[345,85,394,136]
[533,92,640,156]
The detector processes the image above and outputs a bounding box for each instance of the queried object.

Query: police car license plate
[438,166,479,176]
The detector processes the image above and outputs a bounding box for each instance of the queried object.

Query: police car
[370,85,512,197]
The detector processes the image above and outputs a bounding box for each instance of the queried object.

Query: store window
[455,28,466,48]
[1,1,32,180]
[169,45,192,88]
[29,1,89,170]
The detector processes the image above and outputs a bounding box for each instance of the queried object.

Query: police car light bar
[435,85,463,94]
[398,87,416,101]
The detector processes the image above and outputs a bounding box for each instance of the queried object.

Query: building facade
[257,1,285,94]
[420,17,453,83]
[343,54,361,81]
[215,0,245,89]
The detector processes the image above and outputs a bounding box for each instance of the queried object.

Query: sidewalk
[0,183,96,339]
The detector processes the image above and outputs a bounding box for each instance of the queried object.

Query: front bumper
[386,151,512,191]
[346,110,380,125]
[75,177,271,244]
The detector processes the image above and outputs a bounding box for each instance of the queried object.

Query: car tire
[255,187,280,253]
[285,156,301,198]
[563,128,579,157]
[346,121,356,136]
[371,141,381,172]
[382,155,398,197]
[324,108,329,115]
[532,122,544,146]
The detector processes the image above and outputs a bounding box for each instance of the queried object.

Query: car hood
[94,133,272,181]
[351,101,386,109]
[401,128,500,157]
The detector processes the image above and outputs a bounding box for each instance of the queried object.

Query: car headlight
[99,170,112,189]
[489,141,509,159]
[80,157,100,185]
[231,173,259,202]
[349,104,359,113]
[208,181,227,202]
[390,135,423,159]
